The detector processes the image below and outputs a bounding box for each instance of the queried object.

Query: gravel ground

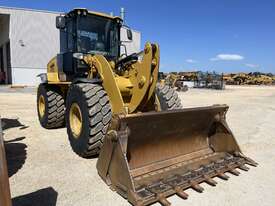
[0,85,275,206]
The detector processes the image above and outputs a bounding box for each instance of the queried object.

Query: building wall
[0,7,60,85]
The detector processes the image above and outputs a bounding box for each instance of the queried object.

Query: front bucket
[97,104,257,206]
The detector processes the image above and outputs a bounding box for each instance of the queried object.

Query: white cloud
[245,63,259,68]
[210,54,244,61]
[186,59,197,63]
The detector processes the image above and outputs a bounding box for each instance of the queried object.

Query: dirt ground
[1,85,275,206]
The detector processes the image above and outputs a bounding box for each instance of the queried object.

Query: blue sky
[1,0,275,73]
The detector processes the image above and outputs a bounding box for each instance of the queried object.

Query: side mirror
[56,16,66,29]
[127,29,133,41]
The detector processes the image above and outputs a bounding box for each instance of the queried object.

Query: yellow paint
[155,94,161,111]
[45,42,160,115]
[144,44,160,103]
[69,103,83,138]
[47,57,60,82]
[38,95,45,118]
[126,43,159,113]
[115,76,133,96]
[84,55,125,114]
[86,10,121,21]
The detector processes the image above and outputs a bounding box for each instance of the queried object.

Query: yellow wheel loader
[37,8,257,206]
[159,73,188,92]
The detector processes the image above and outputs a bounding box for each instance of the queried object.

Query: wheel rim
[69,103,83,139]
[38,95,46,118]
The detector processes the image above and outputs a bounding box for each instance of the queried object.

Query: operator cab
[56,8,131,77]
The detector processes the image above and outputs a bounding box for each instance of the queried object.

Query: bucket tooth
[190,181,204,193]
[229,169,240,176]
[217,172,230,180]
[204,176,217,186]
[158,195,171,206]
[245,157,258,167]
[234,153,258,167]
[238,164,250,171]
[246,161,258,167]
[174,186,189,199]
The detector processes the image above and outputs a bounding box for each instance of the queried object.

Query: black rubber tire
[37,84,65,129]
[65,83,112,158]
[156,83,182,110]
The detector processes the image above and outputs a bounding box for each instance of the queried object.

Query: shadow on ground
[4,138,27,177]
[12,187,58,206]
[1,118,29,130]
[0,118,28,177]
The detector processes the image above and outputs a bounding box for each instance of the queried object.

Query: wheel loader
[37,8,257,206]
[164,73,188,92]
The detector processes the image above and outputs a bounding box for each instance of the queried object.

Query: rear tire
[156,83,182,110]
[65,83,112,158]
[37,84,65,129]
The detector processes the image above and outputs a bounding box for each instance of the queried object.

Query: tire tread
[67,83,112,157]
[156,83,182,110]
[37,84,65,129]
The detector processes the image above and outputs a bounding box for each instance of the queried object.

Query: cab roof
[66,8,122,21]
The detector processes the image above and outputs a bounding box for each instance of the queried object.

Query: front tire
[37,84,65,129]
[156,83,182,110]
[66,83,112,158]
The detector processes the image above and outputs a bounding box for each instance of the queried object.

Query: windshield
[77,15,120,59]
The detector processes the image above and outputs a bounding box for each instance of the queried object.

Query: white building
[0,6,141,85]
